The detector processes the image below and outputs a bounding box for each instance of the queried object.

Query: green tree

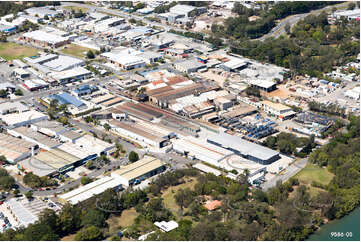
[14,89,23,96]
[103,123,111,131]
[81,209,106,228]
[0,176,15,190]
[25,190,33,200]
[75,225,103,241]
[80,176,92,185]
[86,50,95,59]
[128,151,139,163]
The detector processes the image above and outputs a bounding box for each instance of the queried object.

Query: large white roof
[1,110,47,126]
[23,30,68,44]
[59,176,123,205]
[208,132,279,161]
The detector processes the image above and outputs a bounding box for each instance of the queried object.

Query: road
[261,158,308,191]
[256,2,349,41]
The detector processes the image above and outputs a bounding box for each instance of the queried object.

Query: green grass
[161,178,197,219]
[0,42,39,61]
[107,208,138,231]
[294,163,334,186]
[60,44,95,59]
[64,6,88,13]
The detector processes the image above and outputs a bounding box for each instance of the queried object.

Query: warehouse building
[49,67,92,84]
[21,30,69,48]
[174,59,206,73]
[26,6,60,18]
[261,100,295,120]
[109,119,168,148]
[59,176,123,205]
[3,198,50,229]
[23,79,49,91]
[0,133,36,164]
[0,102,29,115]
[192,163,221,176]
[207,132,280,165]
[41,55,85,72]
[111,156,166,186]
[20,148,80,177]
[172,136,233,166]
[1,110,48,128]
[249,80,277,92]
[48,92,86,108]
[12,68,30,78]
[101,52,146,70]
[8,126,61,151]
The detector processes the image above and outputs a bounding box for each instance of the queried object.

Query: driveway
[261,158,308,191]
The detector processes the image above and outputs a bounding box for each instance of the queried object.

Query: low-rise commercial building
[261,100,295,120]
[21,30,69,48]
[111,156,166,186]
[59,176,123,205]
[1,110,48,128]
[174,59,206,73]
[0,102,29,115]
[208,132,280,165]
[172,136,233,166]
[0,133,36,163]
[49,67,92,84]
[8,126,61,150]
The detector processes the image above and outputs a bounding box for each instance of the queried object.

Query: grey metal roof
[207,132,279,161]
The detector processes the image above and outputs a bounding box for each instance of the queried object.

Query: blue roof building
[50,92,85,108]
[72,84,99,97]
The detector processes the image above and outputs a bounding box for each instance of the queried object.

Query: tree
[14,89,23,96]
[57,116,68,125]
[175,188,193,216]
[75,225,103,241]
[128,151,139,163]
[245,86,260,97]
[80,176,92,185]
[25,190,33,200]
[85,160,94,169]
[81,209,106,228]
[103,123,111,131]
[0,176,15,190]
[86,50,95,59]
[13,189,20,197]
[23,223,59,241]
[58,203,82,235]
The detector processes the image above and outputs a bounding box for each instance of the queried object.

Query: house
[204,200,222,211]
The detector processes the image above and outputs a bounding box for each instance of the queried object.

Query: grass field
[60,44,95,59]
[0,42,39,61]
[294,163,334,186]
[161,178,198,219]
[64,6,88,13]
[106,208,138,233]
[292,163,334,197]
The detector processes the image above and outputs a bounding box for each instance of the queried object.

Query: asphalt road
[256,2,349,41]
[261,158,308,191]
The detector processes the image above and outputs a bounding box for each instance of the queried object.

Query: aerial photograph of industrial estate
[0,0,358,241]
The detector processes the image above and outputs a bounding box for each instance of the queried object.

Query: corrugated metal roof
[207,132,279,161]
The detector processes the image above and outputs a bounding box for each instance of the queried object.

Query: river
[308,207,360,241]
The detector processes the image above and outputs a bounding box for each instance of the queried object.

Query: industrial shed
[59,176,123,205]
[111,156,166,186]
[172,136,233,166]
[207,132,280,165]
